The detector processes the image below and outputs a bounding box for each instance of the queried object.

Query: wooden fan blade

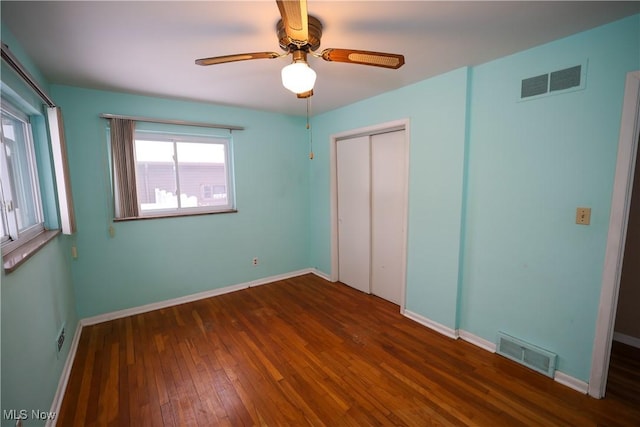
[276,0,309,45]
[321,48,405,69]
[195,52,281,66]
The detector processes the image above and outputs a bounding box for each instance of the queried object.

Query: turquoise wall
[1,27,78,426]
[50,86,311,318]
[460,14,640,380]
[309,14,640,382]
[1,239,77,427]
[309,67,469,329]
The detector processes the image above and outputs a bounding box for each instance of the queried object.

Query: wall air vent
[521,74,549,98]
[549,65,582,92]
[519,62,586,101]
[496,332,557,378]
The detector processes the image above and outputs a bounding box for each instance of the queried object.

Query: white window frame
[131,131,235,218]
[0,101,45,253]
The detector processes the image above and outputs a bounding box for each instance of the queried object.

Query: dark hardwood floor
[607,340,640,409]
[58,274,640,426]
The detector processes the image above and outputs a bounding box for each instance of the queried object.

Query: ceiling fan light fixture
[196,1,405,99]
[281,61,316,94]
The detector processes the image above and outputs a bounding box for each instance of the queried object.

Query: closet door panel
[337,136,371,294]
[371,130,405,304]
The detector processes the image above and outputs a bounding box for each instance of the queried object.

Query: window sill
[3,229,61,273]
[114,209,238,222]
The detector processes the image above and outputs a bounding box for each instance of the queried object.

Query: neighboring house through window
[200,184,227,201]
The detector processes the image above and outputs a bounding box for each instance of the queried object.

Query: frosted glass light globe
[281,62,317,94]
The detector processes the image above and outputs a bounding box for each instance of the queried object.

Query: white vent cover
[520,62,586,100]
[496,332,557,378]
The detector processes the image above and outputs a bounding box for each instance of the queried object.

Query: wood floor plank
[57,274,640,426]
[69,328,95,426]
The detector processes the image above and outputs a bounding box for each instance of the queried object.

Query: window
[113,129,234,219]
[0,102,45,252]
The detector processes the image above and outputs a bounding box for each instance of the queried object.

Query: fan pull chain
[306,96,314,160]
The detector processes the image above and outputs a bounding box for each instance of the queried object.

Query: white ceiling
[2,1,639,116]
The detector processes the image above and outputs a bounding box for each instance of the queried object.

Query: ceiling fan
[195,0,405,98]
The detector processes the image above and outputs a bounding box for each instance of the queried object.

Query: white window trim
[47,107,76,235]
[1,101,45,255]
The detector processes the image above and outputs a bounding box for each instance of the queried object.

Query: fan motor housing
[277,15,323,51]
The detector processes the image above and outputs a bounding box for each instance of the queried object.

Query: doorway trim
[589,70,640,398]
[329,119,411,312]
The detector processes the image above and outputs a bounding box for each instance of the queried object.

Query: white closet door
[337,136,371,294]
[371,130,405,304]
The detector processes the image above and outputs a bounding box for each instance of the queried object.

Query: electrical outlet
[252,257,258,266]
[576,207,591,225]
[56,326,65,353]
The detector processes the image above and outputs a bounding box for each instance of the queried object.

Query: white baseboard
[613,332,640,349]
[554,371,589,394]
[403,310,458,339]
[311,268,332,281]
[47,321,83,427]
[81,282,248,326]
[81,269,314,326]
[247,268,314,287]
[400,316,589,396]
[458,330,497,353]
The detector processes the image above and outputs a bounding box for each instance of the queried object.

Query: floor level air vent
[496,332,557,378]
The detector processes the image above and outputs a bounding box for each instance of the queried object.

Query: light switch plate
[576,207,591,225]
